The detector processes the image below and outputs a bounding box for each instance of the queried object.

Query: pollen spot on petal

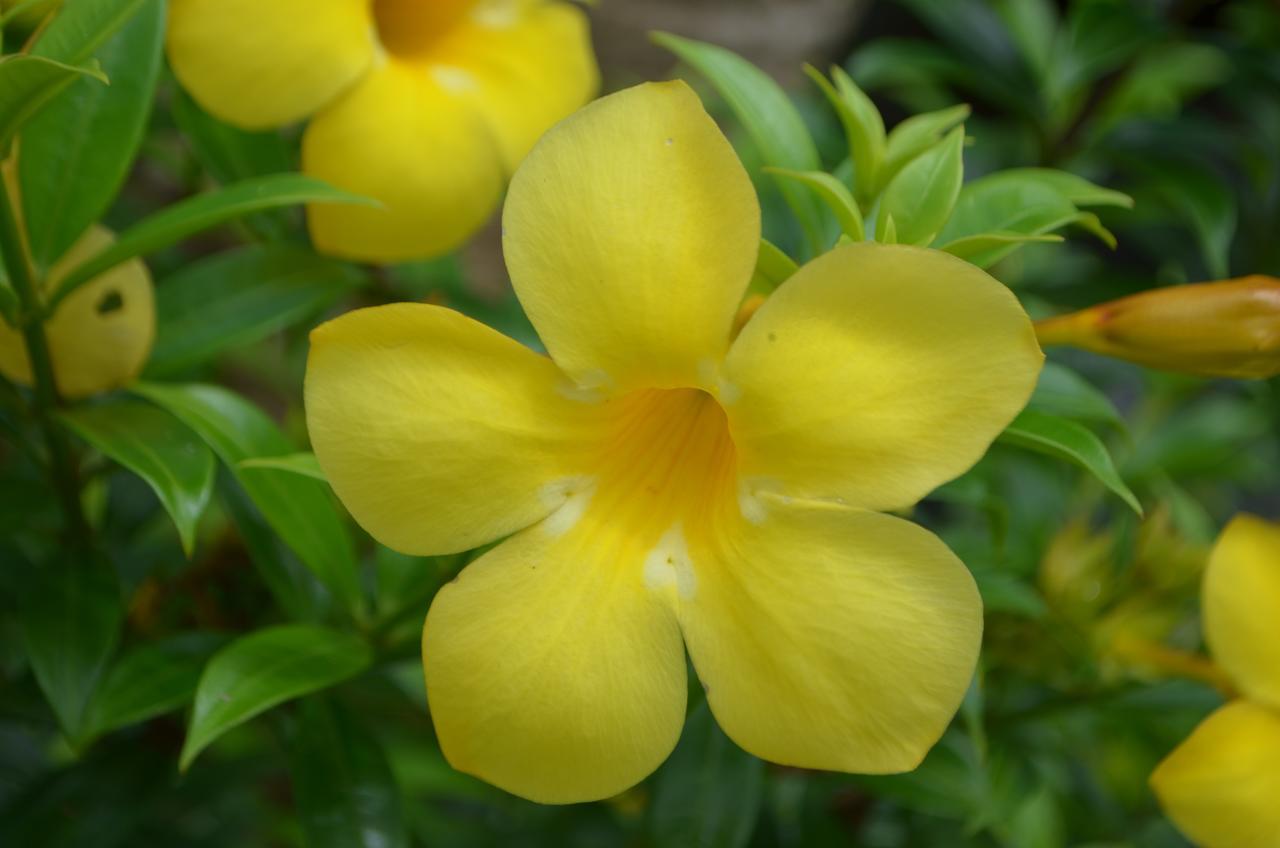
[542,488,593,538]
[643,524,697,599]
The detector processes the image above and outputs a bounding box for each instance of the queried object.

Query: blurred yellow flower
[0,226,153,399]
[1151,515,1280,847]
[1036,276,1280,379]
[305,82,1043,804]
[166,0,598,262]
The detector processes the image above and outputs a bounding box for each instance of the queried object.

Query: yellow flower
[0,226,154,399]
[305,82,1044,804]
[1151,515,1280,848]
[166,0,598,262]
[1036,276,1280,379]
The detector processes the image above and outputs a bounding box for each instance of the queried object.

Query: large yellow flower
[305,82,1043,804]
[166,0,598,262]
[1151,515,1280,848]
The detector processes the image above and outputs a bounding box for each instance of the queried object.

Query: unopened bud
[1036,276,1280,378]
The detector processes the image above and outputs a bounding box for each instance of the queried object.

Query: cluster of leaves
[0,1,1276,848]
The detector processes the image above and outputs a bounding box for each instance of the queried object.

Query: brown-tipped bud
[1036,276,1280,379]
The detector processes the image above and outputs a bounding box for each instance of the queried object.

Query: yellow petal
[724,242,1042,511]
[423,516,687,804]
[428,0,599,170]
[167,0,374,129]
[304,303,601,556]
[1151,700,1280,848]
[0,226,154,400]
[678,496,982,773]
[502,81,761,393]
[303,60,505,262]
[1204,514,1280,709]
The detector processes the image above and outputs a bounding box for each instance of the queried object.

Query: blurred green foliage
[2,1,1278,846]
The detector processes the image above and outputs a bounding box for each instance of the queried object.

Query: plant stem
[0,165,90,544]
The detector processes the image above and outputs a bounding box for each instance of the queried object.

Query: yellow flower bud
[0,226,155,399]
[1036,275,1280,378]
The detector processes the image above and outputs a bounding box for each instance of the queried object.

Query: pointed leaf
[878,126,964,246]
[84,632,225,738]
[765,167,864,241]
[239,452,325,482]
[883,103,970,188]
[0,54,105,151]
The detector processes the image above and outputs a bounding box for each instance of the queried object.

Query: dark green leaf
[238,452,325,481]
[180,625,373,771]
[29,0,149,65]
[133,382,362,612]
[995,168,1134,209]
[1028,362,1125,429]
[288,699,408,848]
[146,244,364,377]
[60,398,215,556]
[0,54,105,151]
[19,555,122,741]
[999,409,1142,515]
[84,632,225,738]
[49,174,374,309]
[19,0,163,270]
[653,32,827,256]
[878,126,965,245]
[649,702,764,848]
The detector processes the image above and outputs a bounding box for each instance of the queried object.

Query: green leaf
[83,632,225,738]
[994,0,1058,80]
[804,65,884,203]
[765,168,864,241]
[999,409,1142,515]
[939,231,1063,266]
[59,399,215,556]
[48,174,374,310]
[1139,158,1236,278]
[146,244,364,377]
[180,625,372,771]
[883,103,970,188]
[649,702,764,848]
[748,238,798,295]
[1028,362,1125,429]
[29,0,149,65]
[133,382,363,612]
[877,125,964,246]
[19,0,163,270]
[288,699,409,848]
[653,32,827,257]
[19,555,123,741]
[995,168,1134,209]
[239,452,325,482]
[0,54,105,152]
[935,174,1082,267]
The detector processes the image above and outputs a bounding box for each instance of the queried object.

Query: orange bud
[1036,276,1280,378]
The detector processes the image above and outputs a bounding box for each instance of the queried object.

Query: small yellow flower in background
[1151,515,1280,848]
[305,82,1043,804]
[1036,276,1280,379]
[0,226,154,399]
[166,0,598,262]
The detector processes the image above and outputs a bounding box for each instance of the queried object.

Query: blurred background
[3,0,1279,846]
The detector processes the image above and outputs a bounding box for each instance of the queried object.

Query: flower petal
[423,516,688,804]
[724,242,1042,511]
[430,0,599,170]
[0,226,153,400]
[167,0,374,129]
[502,81,761,392]
[305,303,601,556]
[303,60,505,262]
[678,497,982,773]
[1151,700,1280,848]
[1204,514,1280,710]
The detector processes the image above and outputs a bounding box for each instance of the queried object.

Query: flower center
[373,0,474,57]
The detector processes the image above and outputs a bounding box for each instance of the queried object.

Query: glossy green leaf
[653,32,827,256]
[29,0,149,64]
[238,452,325,482]
[49,174,374,310]
[999,409,1142,515]
[940,231,1063,266]
[288,699,409,848]
[878,126,964,246]
[1027,362,1125,429]
[146,244,364,377]
[19,555,123,741]
[883,103,970,188]
[649,702,764,848]
[935,174,1081,267]
[84,632,225,738]
[180,625,372,771]
[0,54,105,152]
[1140,158,1236,278]
[748,238,799,295]
[19,0,163,270]
[132,382,362,612]
[60,399,215,557]
[804,64,884,202]
[765,168,864,241]
[997,168,1134,209]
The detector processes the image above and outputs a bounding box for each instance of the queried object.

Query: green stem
[0,169,90,544]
